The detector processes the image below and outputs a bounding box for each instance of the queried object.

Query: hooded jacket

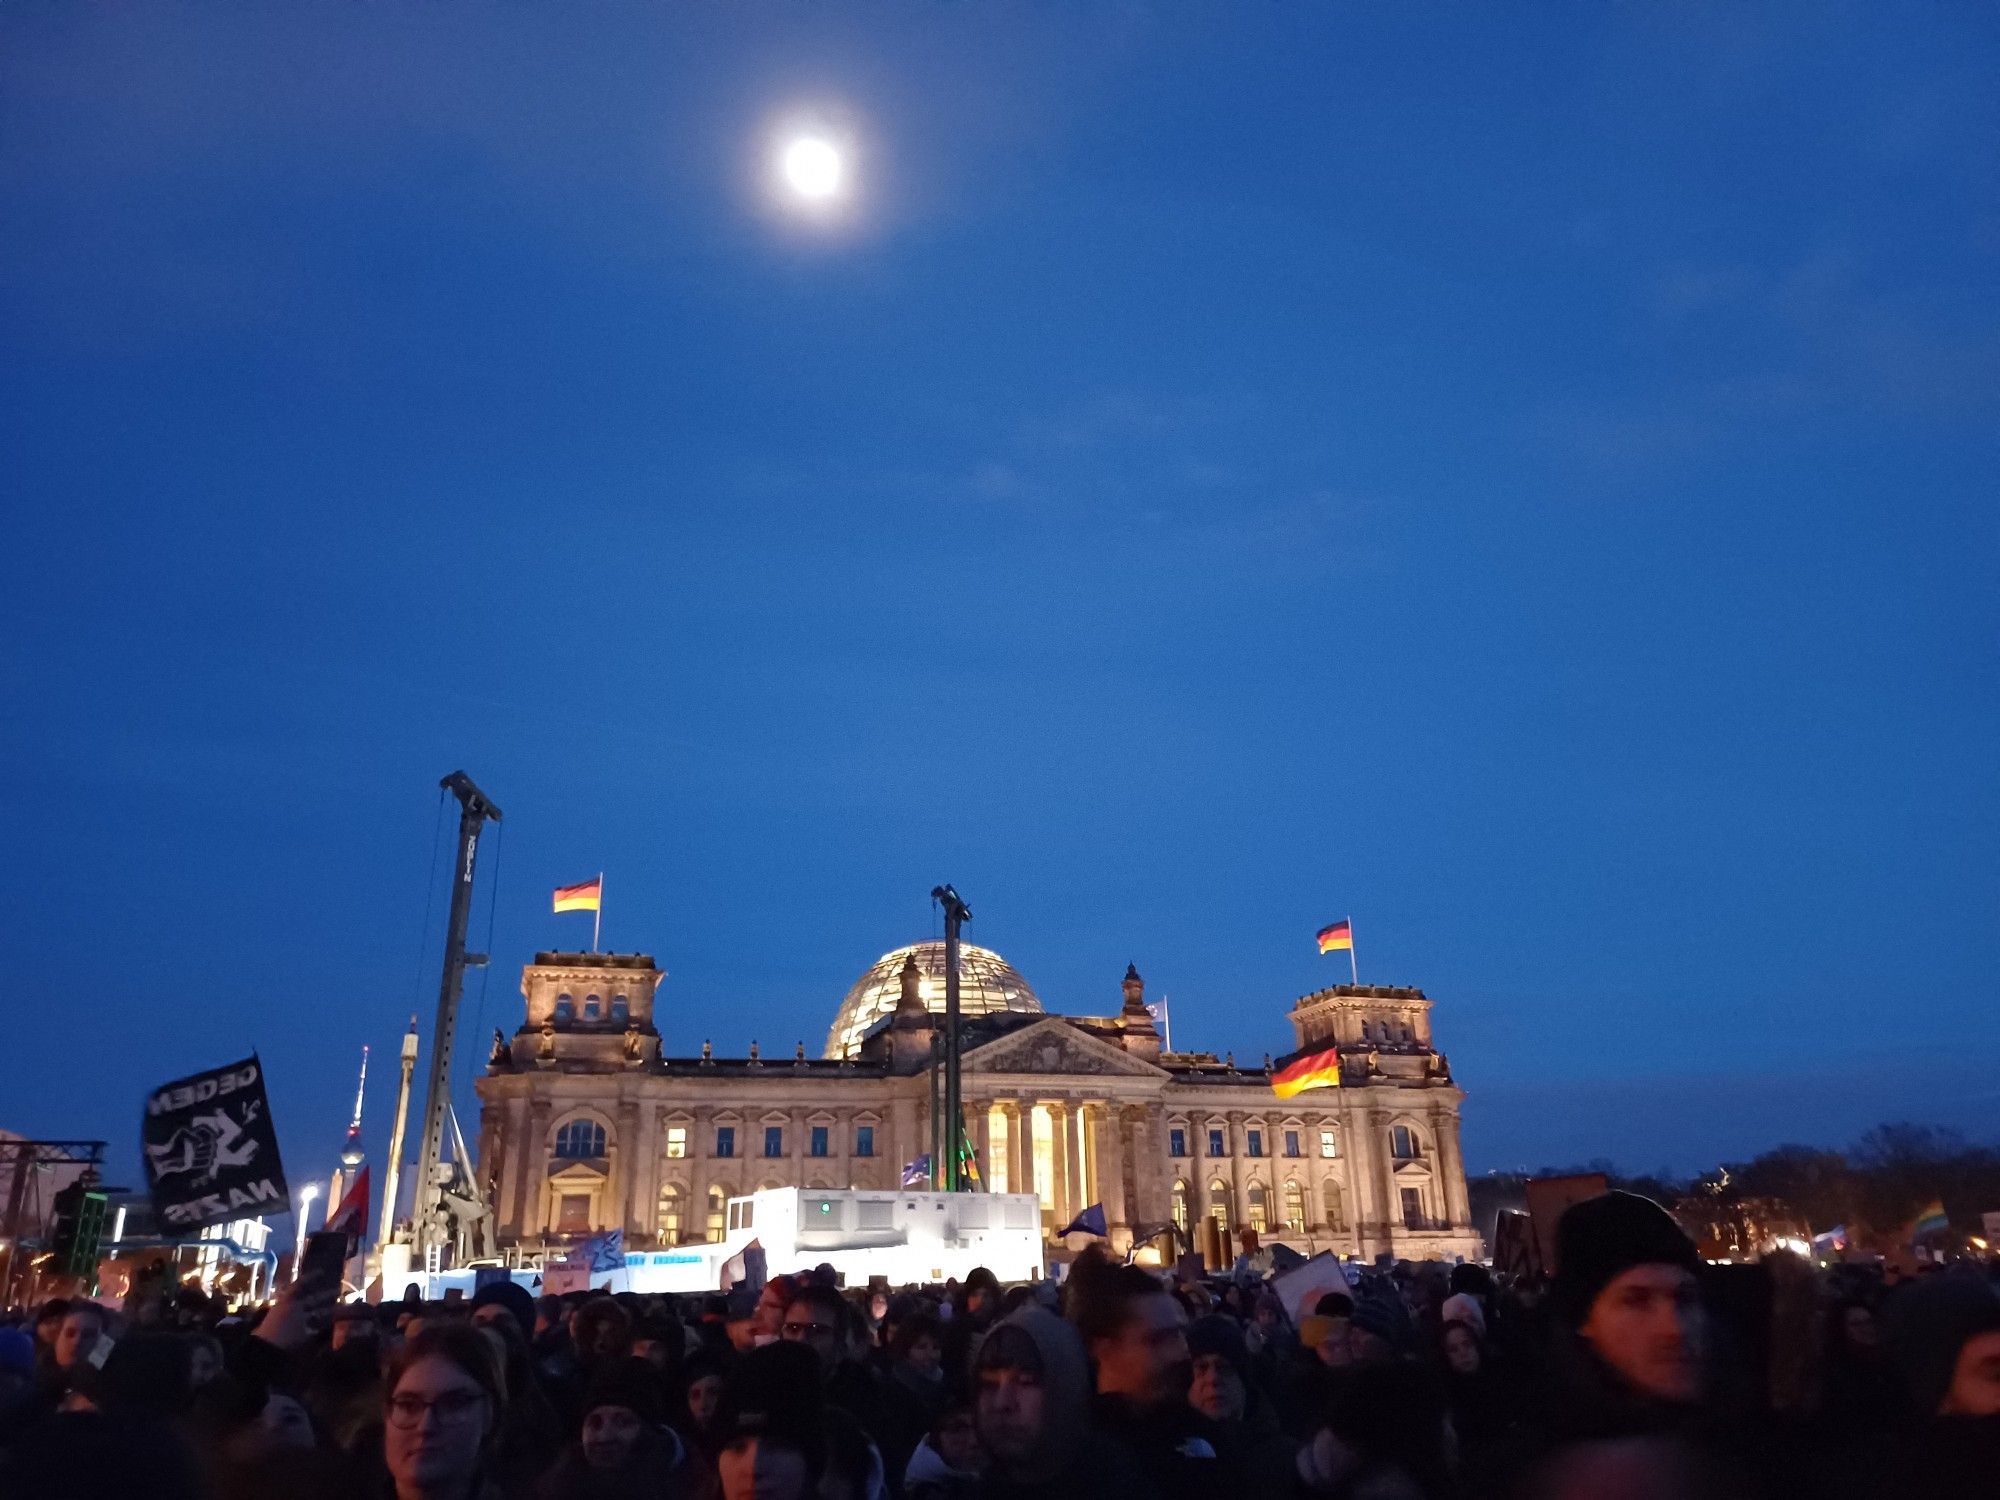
[972,1307,1138,1500]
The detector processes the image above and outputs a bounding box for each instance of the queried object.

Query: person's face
[188,1341,222,1385]
[870,1293,889,1321]
[1842,1305,1878,1350]
[471,1302,521,1338]
[975,1364,1047,1464]
[718,1434,811,1500]
[582,1404,644,1469]
[261,1392,317,1450]
[581,1317,630,1359]
[966,1288,992,1319]
[935,1411,980,1470]
[1188,1353,1246,1421]
[781,1300,842,1370]
[904,1334,942,1377]
[1253,1303,1279,1334]
[751,1287,789,1343]
[686,1373,725,1429]
[53,1312,103,1370]
[1092,1292,1189,1404]
[1316,1318,1354,1367]
[1443,1325,1481,1376]
[1580,1264,1704,1404]
[384,1356,493,1494]
[632,1337,673,1370]
[35,1314,63,1349]
[1941,1330,2000,1417]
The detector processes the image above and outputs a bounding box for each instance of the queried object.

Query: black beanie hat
[1551,1192,1699,1323]
[1883,1276,2000,1418]
[471,1279,537,1338]
[583,1357,666,1429]
[1186,1315,1251,1382]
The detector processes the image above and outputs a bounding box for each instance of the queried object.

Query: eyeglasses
[387,1389,488,1428]
[782,1321,837,1339]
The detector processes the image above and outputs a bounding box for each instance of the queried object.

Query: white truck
[404,1187,1047,1300]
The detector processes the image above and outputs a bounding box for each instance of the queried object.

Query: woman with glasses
[382,1325,506,1500]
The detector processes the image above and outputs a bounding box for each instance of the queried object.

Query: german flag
[553,877,602,914]
[1271,1045,1342,1099]
[1316,919,1352,953]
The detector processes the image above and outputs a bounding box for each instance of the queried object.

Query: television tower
[327,1044,369,1210]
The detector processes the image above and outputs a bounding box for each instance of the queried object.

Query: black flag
[141,1055,289,1233]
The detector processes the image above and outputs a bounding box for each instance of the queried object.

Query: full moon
[780,136,845,201]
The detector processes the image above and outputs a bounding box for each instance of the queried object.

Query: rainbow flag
[1316,919,1353,953]
[1271,1045,1342,1099]
[1911,1201,1949,1239]
[553,877,602,914]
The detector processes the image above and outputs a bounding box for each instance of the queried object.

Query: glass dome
[825,941,1042,1059]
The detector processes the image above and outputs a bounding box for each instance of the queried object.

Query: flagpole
[1348,917,1358,985]
[593,872,603,953]
[1163,993,1173,1052]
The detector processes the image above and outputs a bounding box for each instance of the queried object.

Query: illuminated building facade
[476,945,1480,1264]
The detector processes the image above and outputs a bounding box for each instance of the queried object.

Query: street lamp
[291,1183,320,1285]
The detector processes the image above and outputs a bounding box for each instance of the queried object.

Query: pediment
[963,1017,1167,1080]
[548,1159,608,1183]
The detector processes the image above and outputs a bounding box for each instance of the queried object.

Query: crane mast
[411,771,502,1261]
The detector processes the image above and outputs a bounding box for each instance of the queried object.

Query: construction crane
[411,771,501,1264]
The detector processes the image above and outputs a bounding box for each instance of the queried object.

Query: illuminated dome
[825,941,1042,1059]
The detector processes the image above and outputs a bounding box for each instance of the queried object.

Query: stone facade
[474,947,1481,1265]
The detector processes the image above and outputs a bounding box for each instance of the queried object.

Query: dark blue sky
[5,5,1996,1192]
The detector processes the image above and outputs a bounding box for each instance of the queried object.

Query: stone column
[1433,1107,1471,1225]
[1370,1107,1398,1255]
[1005,1101,1028,1199]
[518,1099,552,1242]
[496,1097,529,1241]
[1096,1104,1129,1245]
[612,1100,642,1234]
[630,1104,662,1242]
[1047,1103,1071,1228]
[970,1100,990,1188]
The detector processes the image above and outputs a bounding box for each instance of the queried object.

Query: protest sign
[141,1055,288,1233]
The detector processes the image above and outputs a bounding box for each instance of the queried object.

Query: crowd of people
[2,1191,1996,1499]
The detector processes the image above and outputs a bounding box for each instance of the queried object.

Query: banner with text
[141,1056,290,1233]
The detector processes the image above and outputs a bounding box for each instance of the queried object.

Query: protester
[1064,1253,1218,1496]
[713,1340,833,1500]
[971,1306,1136,1495]
[1184,1313,1295,1486]
[379,1323,507,1500]
[901,1401,980,1500]
[537,1356,689,1500]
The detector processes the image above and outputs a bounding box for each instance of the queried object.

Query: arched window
[706,1186,727,1243]
[1361,1021,1373,1042]
[611,996,629,1022]
[657,1184,684,1243]
[1323,1178,1344,1230]
[1284,1180,1306,1233]
[1248,1182,1269,1233]
[554,995,575,1021]
[1171,1180,1189,1232]
[584,994,602,1020]
[1208,1180,1232,1234]
[1390,1125,1420,1160]
[554,1117,606,1159]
